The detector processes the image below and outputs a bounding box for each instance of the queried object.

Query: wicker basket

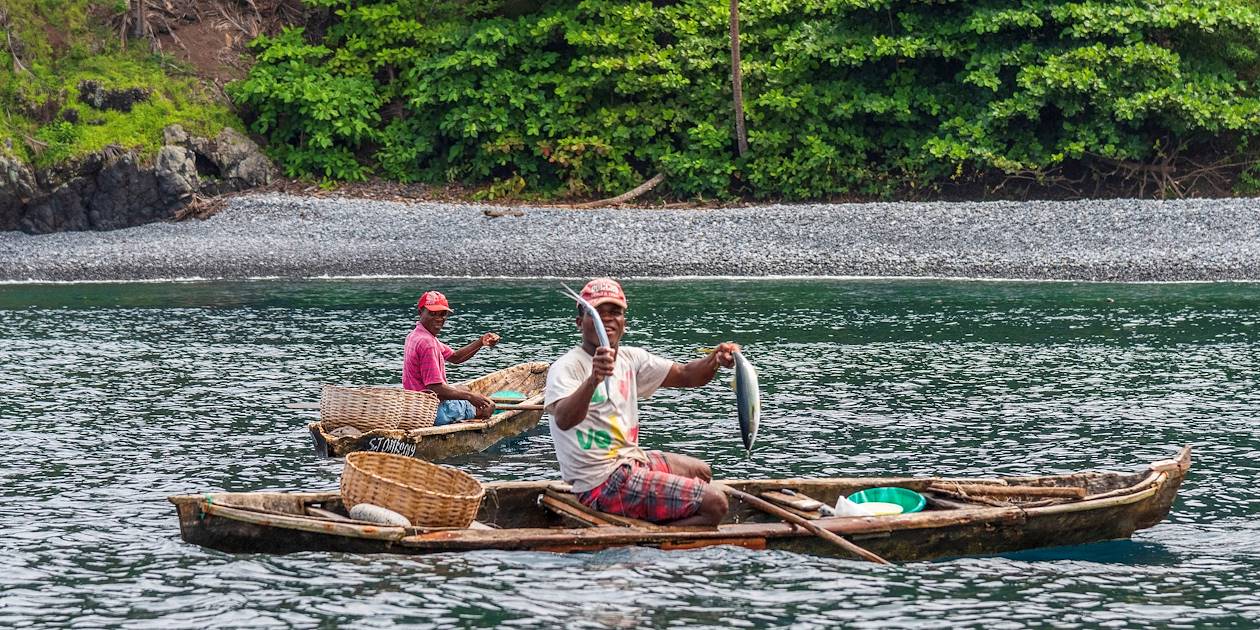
[320,385,439,432]
[340,452,484,528]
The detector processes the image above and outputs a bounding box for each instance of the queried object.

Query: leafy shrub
[230,0,1260,199]
[33,120,81,164]
[227,28,382,180]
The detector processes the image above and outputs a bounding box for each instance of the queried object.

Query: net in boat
[320,385,439,432]
[340,452,484,528]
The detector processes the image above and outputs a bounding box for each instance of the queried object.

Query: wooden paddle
[288,401,542,411]
[495,402,543,411]
[720,485,890,564]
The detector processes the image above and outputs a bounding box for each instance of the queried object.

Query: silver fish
[560,283,613,400]
[732,349,760,454]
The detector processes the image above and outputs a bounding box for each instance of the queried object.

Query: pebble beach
[2,194,1259,281]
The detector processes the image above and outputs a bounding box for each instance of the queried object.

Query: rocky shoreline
[0,125,273,234]
[1,194,1259,282]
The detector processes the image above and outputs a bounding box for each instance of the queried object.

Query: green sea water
[1,278,1257,627]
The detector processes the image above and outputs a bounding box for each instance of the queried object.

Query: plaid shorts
[577,451,706,523]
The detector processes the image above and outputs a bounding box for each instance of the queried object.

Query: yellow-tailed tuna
[732,350,760,454]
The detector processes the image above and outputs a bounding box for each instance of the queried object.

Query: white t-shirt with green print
[545,345,674,493]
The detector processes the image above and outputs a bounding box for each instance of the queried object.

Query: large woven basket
[340,452,484,528]
[320,385,439,432]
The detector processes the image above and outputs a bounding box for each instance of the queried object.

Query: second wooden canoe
[309,361,549,462]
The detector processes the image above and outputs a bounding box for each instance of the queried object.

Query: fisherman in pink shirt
[403,291,501,425]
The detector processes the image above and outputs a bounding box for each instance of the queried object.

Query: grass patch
[0,1,241,168]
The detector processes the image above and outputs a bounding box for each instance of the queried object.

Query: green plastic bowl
[846,487,926,515]
[490,390,527,401]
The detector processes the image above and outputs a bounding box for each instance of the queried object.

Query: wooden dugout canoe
[308,361,549,462]
[170,446,1190,562]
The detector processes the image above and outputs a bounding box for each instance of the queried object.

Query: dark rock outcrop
[0,152,38,231]
[0,125,274,234]
[78,80,151,113]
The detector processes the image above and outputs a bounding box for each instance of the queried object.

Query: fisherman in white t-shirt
[545,278,740,526]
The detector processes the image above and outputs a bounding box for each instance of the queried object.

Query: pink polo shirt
[403,323,454,391]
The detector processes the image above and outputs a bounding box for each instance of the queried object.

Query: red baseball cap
[417,291,452,313]
[580,277,627,308]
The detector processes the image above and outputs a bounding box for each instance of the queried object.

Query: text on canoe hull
[366,437,417,458]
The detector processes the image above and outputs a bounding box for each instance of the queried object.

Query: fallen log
[572,173,666,209]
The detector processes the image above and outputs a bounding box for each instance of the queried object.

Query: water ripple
[1,279,1258,627]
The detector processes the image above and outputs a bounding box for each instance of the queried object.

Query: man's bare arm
[550,381,597,431]
[551,346,615,430]
[448,332,500,364]
[660,342,740,388]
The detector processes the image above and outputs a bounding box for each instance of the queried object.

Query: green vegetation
[0,1,239,168]
[6,0,1260,200]
[231,0,1260,199]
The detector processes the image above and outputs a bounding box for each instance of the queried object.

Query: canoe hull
[171,447,1190,562]
[772,480,1176,560]
[309,407,545,461]
[173,497,402,555]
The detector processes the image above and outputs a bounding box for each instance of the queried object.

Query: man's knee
[434,400,476,426]
[663,452,712,482]
[691,460,712,482]
[685,458,715,481]
[696,486,728,524]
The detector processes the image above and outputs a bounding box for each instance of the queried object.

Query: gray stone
[190,128,274,192]
[162,124,189,146]
[0,153,37,231]
[155,146,198,200]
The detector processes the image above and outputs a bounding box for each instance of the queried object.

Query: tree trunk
[729,0,748,157]
[131,0,146,40]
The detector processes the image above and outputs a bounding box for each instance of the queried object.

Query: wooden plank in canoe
[760,490,824,512]
[539,489,658,529]
[538,494,617,528]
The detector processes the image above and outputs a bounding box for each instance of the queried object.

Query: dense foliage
[230,0,1260,199]
[0,1,237,167]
